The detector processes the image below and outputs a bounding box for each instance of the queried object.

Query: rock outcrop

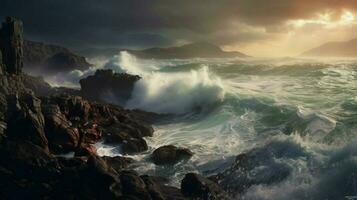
[23,40,91,75]
[0,17,232,200]
[181,173,229,200]
[152,145,193,165]
[79,69,141,105]
[0,17,23,75]
[209,140,297,195]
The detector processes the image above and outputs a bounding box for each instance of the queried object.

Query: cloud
[1,0,357,55]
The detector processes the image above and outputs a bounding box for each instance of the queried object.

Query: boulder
[101,156,134,172]
[121,137,148,154]
[210,140,299,194]
[181,173,229,200]
[119,170,152,199]
[140,175,165,200]
[5,93,49,152]
[42,104,80,153]
[79,69,140,104]
[152,145,193,165]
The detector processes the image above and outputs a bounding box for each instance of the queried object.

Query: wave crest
[126,66,226,114]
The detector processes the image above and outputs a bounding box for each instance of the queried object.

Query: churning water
[91,52,357,200]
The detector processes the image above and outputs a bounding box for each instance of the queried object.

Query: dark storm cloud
[1,0,356,49]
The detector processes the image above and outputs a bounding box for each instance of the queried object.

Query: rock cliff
[0,17,232,200]
[23,40,91,74]
[0,17,23,75]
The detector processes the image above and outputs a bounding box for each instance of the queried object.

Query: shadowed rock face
[0,17,23,75]
[0,16,233,199]
[152,145,193,165]
[79,69,141,105]
[181,173,229,200]
[23,40,91,75]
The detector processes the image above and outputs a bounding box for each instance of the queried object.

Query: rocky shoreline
[0,17,235,199]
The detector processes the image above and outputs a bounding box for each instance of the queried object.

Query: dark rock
[102,156,134,172]
[42,94,91,122]
[21,74,53,96]
[5,93,49,152]
[181,173,229,200]
[141,175,165,200]
[75,143,97,157]
[42,104,80,153]
[0,17,23,75]
[71,155,121,199]
[79,69,141,104]
[121,137,148,154]
[152,145,193,165]
[0,49,3,73]
[80,122,102,144]
[0,121,6,141]
[210,140,299,194]
[45,52,91,74]
[23,40,91,75]
[119,170,151,199]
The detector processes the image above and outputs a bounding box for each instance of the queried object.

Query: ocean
[64,52,357,199]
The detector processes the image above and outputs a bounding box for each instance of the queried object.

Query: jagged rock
[42,94,91,122]
[61,155,122,199]
[140,175,165,200]
[0,17,23,74]
[119,170,152,199]
[209,141,297,194]
[101,156,134,172]
[22,74,53,96]
[45,52,91,74]
[75,143,97,157]
[121,137,148,154]
[23,40,91,75]
[79,69,141,104]
[80,122,102,144]
[152,145,193,165]
[181,173,229,200]
[42,104,80,154]
[5,93,49,152]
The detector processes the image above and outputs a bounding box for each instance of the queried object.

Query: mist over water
[62,52,357,199]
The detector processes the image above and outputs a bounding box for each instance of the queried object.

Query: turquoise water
[94,53,357,199]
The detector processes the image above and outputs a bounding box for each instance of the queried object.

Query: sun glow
[340,11,355,25]
[288,10,356,28]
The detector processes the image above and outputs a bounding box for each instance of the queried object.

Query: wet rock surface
[152,145,193,165]
[0,17,232,200]
[209,140,300,195]
[181,173,230,200]
[80,69,141,104]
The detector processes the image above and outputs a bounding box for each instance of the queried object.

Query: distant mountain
[24,40,91,74]
[80,42,249,59]
[301,39,357,57]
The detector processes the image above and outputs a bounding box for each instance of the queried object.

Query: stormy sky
[2,0,357,56]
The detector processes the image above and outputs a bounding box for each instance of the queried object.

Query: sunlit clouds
[227,10,357,57]
[3,0,357,57]
[288,10,356,28]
